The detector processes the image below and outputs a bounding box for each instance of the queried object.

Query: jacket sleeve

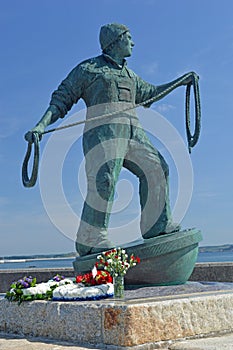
[135,75,158,108]
[49,65,85,119]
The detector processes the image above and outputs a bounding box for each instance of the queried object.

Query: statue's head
[99,23,133,57]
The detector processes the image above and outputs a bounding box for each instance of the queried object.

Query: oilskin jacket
[48,54,158,118]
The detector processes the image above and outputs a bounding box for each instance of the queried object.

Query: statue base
[2,282,233,348]
[73,228,202,286]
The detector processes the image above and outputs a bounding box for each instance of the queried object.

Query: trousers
[76,115,171,256]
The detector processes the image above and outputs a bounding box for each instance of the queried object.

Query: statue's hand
[182,71,199,85]
[24,124,45,143]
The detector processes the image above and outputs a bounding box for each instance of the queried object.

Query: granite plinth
[73,229,202,286]
[1,282,233,349]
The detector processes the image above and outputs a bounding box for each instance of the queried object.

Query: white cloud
[155,103,176,113]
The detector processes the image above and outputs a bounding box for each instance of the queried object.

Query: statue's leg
[76,123,129,256]
[124,124,177,238]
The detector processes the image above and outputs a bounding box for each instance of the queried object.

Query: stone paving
[1,333,233,349]
[0,334,97,349]
[169,334,233,349]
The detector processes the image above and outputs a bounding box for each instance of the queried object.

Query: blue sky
[1,0,233,256]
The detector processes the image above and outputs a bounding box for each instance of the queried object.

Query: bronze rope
[22,72,201,187]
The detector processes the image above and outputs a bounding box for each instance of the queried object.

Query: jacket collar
[102,54,127,69]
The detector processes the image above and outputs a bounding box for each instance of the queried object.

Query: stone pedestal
[1,283,233,349]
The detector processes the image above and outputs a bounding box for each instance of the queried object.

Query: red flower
[75,270,112,286]
[95,271,112,284]
[76,275,83,283]
[136,257,140,263]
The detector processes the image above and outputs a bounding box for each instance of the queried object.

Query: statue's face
[114,31,134,58]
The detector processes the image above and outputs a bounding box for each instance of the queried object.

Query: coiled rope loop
[185,74,201,153]
[22,132,40,188]
[22,72,201,187]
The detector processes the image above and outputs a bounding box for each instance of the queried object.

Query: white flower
[92,265,97,278]
[121,249,126,254]
[53,283,114,300]
[58,278,73,285]
[107,259,112,263]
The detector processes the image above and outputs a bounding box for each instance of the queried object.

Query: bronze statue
[25,23,199,257]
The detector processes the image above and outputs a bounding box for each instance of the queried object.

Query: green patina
[25,23,200,259]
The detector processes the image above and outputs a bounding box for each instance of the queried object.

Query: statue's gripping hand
[24,124,45,143]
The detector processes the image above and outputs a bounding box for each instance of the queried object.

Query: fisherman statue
[24,23,201,260]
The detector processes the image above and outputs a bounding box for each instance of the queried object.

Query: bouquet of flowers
[5,275,72,304]
[5,271,114,303]
[76,266,112,286]
[96,248,140,277]
[5,276,37,304]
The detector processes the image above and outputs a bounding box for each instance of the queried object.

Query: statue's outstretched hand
[24,124,45,143]
[182,71,199,86]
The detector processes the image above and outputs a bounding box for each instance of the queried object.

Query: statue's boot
[143,222,181,239]
[76,238,116,257]
[159,222,181,235]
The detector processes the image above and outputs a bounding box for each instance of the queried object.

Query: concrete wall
[1,262,233,293]
[190,262,233,282]
[0,268,74,293]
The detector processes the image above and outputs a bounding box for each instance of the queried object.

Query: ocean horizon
[0,251,233,270]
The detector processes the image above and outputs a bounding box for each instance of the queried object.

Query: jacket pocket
[117,82,132,102]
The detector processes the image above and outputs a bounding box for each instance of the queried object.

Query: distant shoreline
[1,244,233,261]
[199,244,233,253]
[0,253,77,262]
[0,256,76,264]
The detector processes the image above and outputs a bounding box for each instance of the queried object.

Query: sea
[0,251,233,270]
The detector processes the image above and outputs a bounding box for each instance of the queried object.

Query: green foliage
[5,275,59,305]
